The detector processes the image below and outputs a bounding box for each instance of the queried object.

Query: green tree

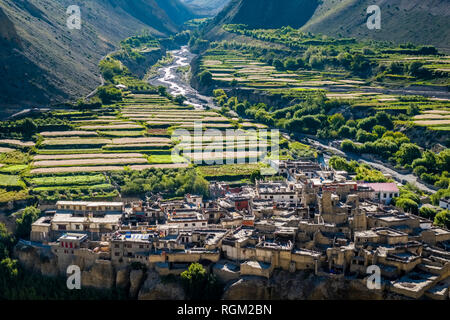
[396,198,419,215]
[22,118,37,138]
[419,206,437,220]
[0,223,14,260]
[199,71,213,87]
[395,143,422,166]
[98,86,122,104]
[328,113,345,130]
[180,263,222,300]
[15,207,41,240]
[434,210,450,229]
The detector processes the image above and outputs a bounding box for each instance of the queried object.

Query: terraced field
[8,91,277,201]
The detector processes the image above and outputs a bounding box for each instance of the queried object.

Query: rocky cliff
[14,244,405,300]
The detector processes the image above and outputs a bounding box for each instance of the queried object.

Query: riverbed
[148,46,214,110]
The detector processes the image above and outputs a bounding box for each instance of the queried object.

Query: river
[149,46,436,194]
[148,46,215,110]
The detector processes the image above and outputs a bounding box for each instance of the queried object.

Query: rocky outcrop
[14,242,406,300]
[223,276,271,300]
[129,269,146,298]
[222,270,392,300]
[138,270,186,300]
[212,261,240,283]
[116,267,130,289]
[81,260,115,290]
[13,243,58,277]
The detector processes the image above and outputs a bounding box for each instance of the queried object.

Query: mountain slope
[211,0,319,29]
[302,0,450,51]
[181,0,231,16]
[0,0,193,117]
[207,0,450,52]
[155,0,196,25]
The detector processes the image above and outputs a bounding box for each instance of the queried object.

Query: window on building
[115,244,119,248]
[75,225,80,230]
[115,252,120,257]
[58,225,66,230]
[139,245,144,249]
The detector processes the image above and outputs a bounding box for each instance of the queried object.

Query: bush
[180,263,223,300]
[395,198,419,215]
[199,71,213,87]
[97,86,123,104]
[434,210,450,229]
[419,207,437,220]
[15,207,41,240]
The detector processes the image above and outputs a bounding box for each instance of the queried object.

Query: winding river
[148,46,214,110]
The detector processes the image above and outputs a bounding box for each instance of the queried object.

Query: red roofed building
[357,183,400,204]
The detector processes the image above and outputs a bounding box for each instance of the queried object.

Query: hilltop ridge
[206,0,450,52]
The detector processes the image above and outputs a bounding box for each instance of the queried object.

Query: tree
[375,111,393,130]
[250,170,262,183]
[419,206,437,220]
[15,207,41,240]
[284,58,298,71]
[199,71,213,87]
[395,143,422,166]
[434,210,450,229]
[341,140,359,153]
[22,118,37,138]
[395,198,419,215]
[372,125,387,137]
[356,129,377,143]
[157,86,168,97]
[235,103,246,116]
[273,59,284,71]
[328,113,345,130]
[98,86,122,104]
[180,263,222,300]
[329,156,358,173]
[338,125,356,139]
[174,95,186,105]
[0,223,14,260]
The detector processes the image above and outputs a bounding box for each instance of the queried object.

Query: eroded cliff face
[13,244,59,277]
[222,270,407,300]
[14,244,401,300]
[13,244,185,299]
[138,270,186,300]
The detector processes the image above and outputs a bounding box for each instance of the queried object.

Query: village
[25,160,450,300]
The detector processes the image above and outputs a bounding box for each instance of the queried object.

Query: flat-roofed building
[357,183,399,204]
[56,201,124,214]
[166,211,208,230]
[50,212,122,240]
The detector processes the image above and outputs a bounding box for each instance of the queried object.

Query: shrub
[434,210,450,229]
